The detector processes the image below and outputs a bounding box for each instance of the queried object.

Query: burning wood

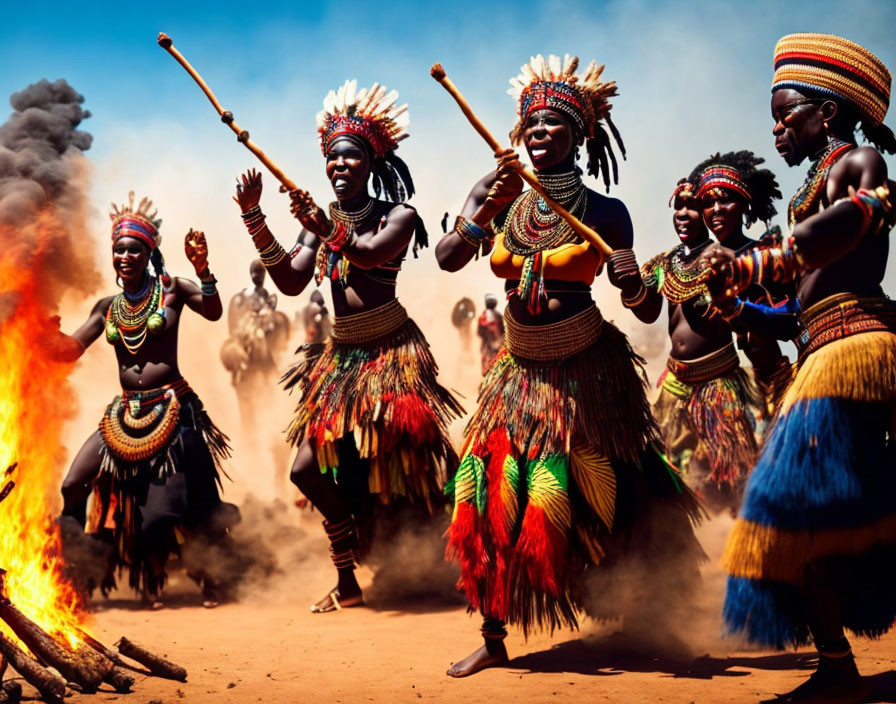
[117,637,188,681]
[0,631,65,704]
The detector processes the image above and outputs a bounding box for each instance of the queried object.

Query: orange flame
[0,214,89,648]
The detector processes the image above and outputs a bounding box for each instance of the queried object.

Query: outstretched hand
[185,229,210,276]
[287,189,329,238]
[234,169,263,212]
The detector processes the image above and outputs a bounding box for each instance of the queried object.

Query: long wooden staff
[157,33,298,192]
[430,63,613,256]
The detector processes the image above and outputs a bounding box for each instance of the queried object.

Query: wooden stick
[0,632,65,704]
[430,63,613,257]
[157,32,298,192]
[116,637,187,682]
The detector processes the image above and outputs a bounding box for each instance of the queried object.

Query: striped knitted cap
[772,33,891,126]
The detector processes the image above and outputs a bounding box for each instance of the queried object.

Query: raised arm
[182,229,222,320]
[436,149,523,272]
[235,169,316,297]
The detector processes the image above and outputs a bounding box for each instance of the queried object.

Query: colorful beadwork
[105,275,165,354]
[787,138,854,227]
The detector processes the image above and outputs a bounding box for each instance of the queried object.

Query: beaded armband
[241,205,267,237]
[843,185,893,235]
[257,239,287,268]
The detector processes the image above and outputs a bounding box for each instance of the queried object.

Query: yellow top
[490,233,604,285]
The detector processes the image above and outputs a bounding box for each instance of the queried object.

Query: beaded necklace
[788,138,854,228]
[501,174,588,313]
[105,274,166,354]
[329,198,375,227]
[652,242,712,305]
[317,199,378,286]
[503,179,587,256]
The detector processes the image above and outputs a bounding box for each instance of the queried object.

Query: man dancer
[706,33,896,703]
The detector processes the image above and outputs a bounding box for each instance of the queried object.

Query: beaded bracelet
[240,205,262,220]
[200,273,218,297]
[621,282,648,308]
[257,239,287,267]
[608,249,640,278]
[454,215,492,256]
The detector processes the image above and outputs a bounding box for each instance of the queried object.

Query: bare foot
[446,641,508,678]
[773,657,869,703]
[310,587,364,614]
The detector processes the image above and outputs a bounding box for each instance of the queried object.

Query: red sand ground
[58,560,896,704]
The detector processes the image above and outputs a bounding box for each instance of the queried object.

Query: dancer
[437,54,703,676]
[57,193,235,607]
[476,293,504,375]
[620,176,761,510]
[234,80,463,613]
[691,151,797,419]
[706,33,896,703]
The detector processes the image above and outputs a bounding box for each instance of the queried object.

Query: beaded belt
[100,379,192,463]
[666,343,739,384]
[504,305,603,362]
[331,299,409,345]
[798,293,896,362]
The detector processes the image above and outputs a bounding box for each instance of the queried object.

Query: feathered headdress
[316,79,409,159]
[110,192,161,250]
[508,54,626,191]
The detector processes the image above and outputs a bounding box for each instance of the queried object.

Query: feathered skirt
[723,294,896,648]
[446,304,704,634]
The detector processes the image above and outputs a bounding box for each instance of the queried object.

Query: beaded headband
[696,166,752,202]
[316,80,409,159]
[669,180,696,206]
[508,54,618,143]
[110,192,161,250]
[772,33,891,126]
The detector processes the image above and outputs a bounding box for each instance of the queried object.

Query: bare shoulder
[830,145,888,188]
[584,189,633,248]
[385,202,418,226]
[93,295,116,316]
[174,276,200,296]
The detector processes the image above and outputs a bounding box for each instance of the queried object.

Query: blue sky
[3,0,896,352]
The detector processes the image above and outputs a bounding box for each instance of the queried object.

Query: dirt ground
[51,545,896,704]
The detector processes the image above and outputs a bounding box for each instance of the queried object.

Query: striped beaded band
[773,33,891,126]
[696,166,752,202]
[331,298,409,345]
[519,81,587,135]
[669,180,696,206]
[666,343,739,384]
[112,215,159,250]
[504,304,603,362]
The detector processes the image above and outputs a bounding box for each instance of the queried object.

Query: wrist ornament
[621,281,648,308]
[257,238,287,268]
[608,248,640,279]
[199,273,218,296]
[454,215,493,258]
[241,206,268,238]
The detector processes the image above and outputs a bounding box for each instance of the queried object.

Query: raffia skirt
[653,343,760,494]
[446,304,704,634]
[723,294,896,648]
[282,299,464,514]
